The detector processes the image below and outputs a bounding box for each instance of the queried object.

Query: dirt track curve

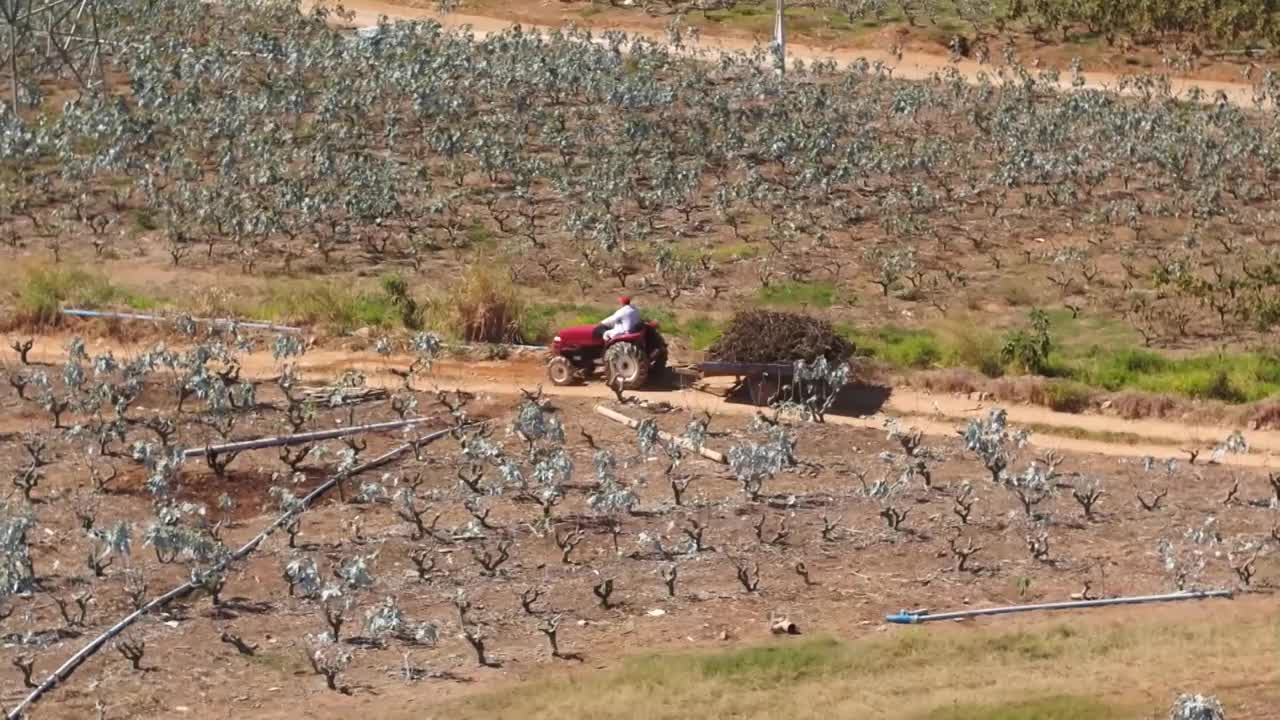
[8,333,1278,468]
[317,0,1265,106]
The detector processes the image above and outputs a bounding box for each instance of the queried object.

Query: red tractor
[546,321,669,389]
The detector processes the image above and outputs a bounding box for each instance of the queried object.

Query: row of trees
[5,0,1280,345]
[830,0,1280,48]
[0,326,1269,714]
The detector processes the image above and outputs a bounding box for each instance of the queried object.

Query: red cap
[619,296,631,305]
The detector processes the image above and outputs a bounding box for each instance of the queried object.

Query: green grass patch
[681,315,722,350]
[1040,380,1093,413]
[519,302,561,344]
[519,303,612,343]
[248,280,398,333]
[849,313,1280,404]
[1043,309,1143,361]
[697,638,845,685]
[850,325,941,369]
[917,696,1129,720]
[1053,348,1280,403]
[849,322,997,374]
[449,612,1267,720]
[523,304,722,349]
[568,304,612,327]
[758,280,838,308]
[709,242,760,262]
[13,264,156,325]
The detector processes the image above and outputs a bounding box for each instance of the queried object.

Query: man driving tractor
[546,295,667,389]
[600,296,641,340]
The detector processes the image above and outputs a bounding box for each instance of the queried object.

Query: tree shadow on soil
[723,381,892,417]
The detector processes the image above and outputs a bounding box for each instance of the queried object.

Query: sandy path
[7,332,1275,467]
[319,0,1265,106]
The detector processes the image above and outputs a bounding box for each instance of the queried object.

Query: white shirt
[601,304,641,334]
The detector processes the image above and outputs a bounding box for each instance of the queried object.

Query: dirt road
[318,0,1265,106]
[8,332,1275,467]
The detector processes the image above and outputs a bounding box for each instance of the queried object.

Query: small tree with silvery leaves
[0,505,36,601]
[1158,517,1222,591]
[364,596,439,647]
[728,417,795,502]
[961,409,1029,484]
[304,633,352,693]
[1170,694,1225,720]
[775,357,851,423]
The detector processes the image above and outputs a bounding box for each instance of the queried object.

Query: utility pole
[773,0,785,78]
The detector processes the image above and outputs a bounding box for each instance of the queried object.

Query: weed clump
[442,269,527,345]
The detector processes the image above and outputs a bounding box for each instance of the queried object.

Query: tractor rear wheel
[547,356,575,386]
[604,341,649,390]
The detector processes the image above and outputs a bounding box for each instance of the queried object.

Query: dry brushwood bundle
[296,386,389,406]
[707,310,853,364]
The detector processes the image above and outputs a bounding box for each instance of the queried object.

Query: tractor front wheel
[604,341,649,390]
[547,356,575,386]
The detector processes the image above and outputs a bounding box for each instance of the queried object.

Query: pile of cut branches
[707,310,853,364]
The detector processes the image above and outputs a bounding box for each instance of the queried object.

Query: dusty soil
[2,6,1279,715]
[10,331,1278,465]
[1,332,1278,719]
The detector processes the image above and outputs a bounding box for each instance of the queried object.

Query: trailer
[670,361,795,406]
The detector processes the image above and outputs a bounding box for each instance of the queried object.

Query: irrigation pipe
[885,589,1233,625]
[60,308,302,334]
[60,307,546,351]
[5,422,473,720]
[181,415,442,459]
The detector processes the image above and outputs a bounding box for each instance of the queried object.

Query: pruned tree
[731,556,760,592]
[305,634,352,693]
[1071,477,1105,520]
[114,633,147,672]
[471,539,513,577]
[950,523,984,570]
[592,577,616,609]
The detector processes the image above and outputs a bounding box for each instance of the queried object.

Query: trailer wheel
[605,341,648,390]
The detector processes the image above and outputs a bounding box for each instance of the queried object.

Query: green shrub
[380,273,423,330]
[1001,309,1053,375]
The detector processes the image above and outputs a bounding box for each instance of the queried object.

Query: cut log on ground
[593,405,727,464]
[6,423,474,720]
[180,416,441,459]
